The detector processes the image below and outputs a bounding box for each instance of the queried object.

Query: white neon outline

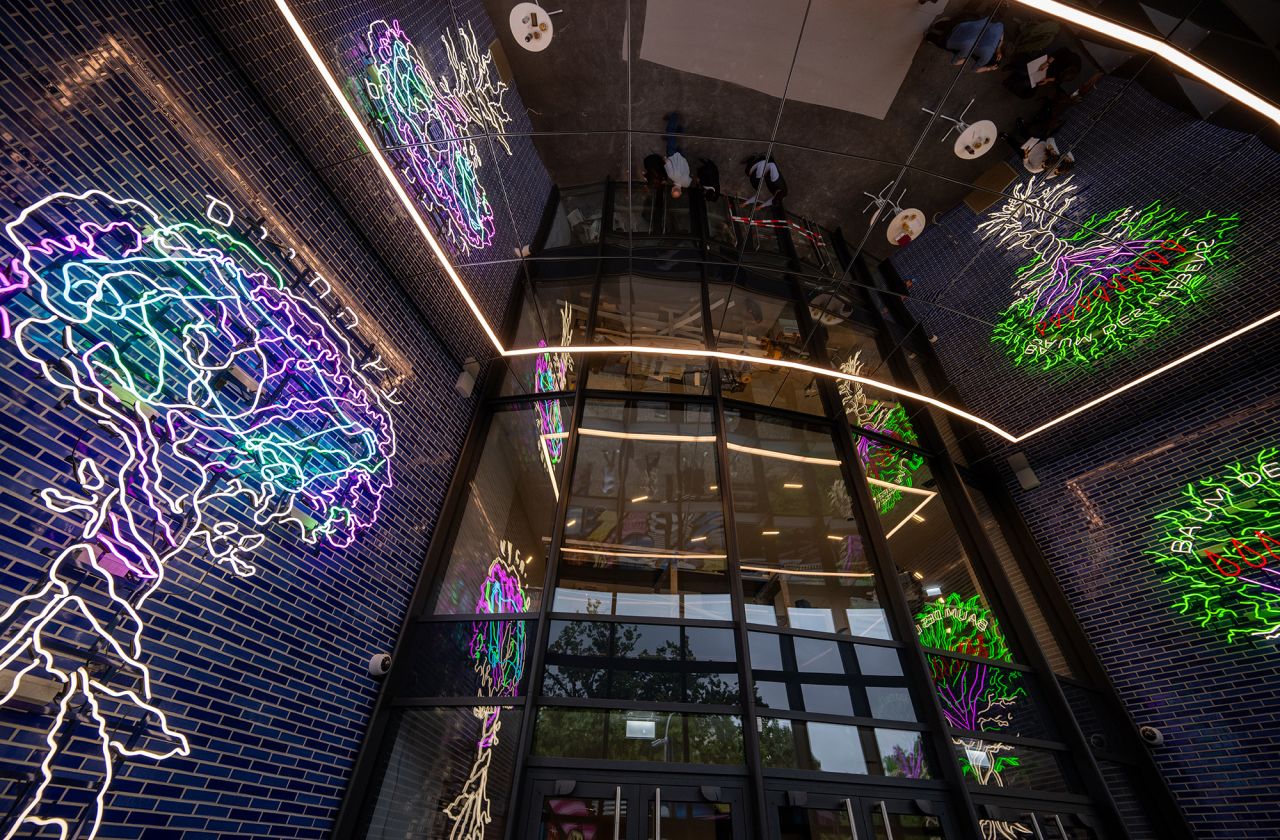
[274,0,1280,444]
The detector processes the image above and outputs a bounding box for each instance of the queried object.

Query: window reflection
[534,708,744,765]
[431,406,566,614]
[542,621,739,704]
[501,279,592,397]
[589,275,709,394]
[758,719,932,780]
[712,283,823,414]
[556,400,729,619]
[727,410,891,637]
[748,632,920,724]
[545,184,605,248]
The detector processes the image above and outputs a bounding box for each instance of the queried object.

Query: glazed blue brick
[0,0,546,838]
[893,78,1280,840]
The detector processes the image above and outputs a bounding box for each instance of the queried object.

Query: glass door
[527,777,746,840]
[529,779,636,840]
[641,782,744,840]
[767,789,952,840]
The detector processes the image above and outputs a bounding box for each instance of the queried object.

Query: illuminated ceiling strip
[572,427,716,444]
[559,546,727,560]
[867,476,935,498]
[277,0,1280,443]
[740,564,874,579]
[883,494,936,539]
[1013,0,1280,128]
[1013,308,1280,441]
[726,441,841,466]
[272,0,504,353]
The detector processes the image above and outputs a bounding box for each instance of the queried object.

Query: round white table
[510,2,554,52]
[887,208,926,245]
[954,119,998,159]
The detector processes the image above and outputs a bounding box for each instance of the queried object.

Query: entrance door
[526,777,747,840]
[768,789,952,839]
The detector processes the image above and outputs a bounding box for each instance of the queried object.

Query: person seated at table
[1045,149,1075,179]
[926,16,1004,72]
[1005,47,1082,99]
[741,154,788,208]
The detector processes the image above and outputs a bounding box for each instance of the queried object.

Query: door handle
[654,787,662,840]
[877,801,895,840]
[614,785,622,840]
[842,798,860,840]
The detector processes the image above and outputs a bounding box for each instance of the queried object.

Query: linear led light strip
[559,546,727,560]
[277,0,1280,444]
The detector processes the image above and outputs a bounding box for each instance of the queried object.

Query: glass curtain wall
[347,182,1152,840]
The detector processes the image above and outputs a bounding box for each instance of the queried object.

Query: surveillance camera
[1139,725,1165,747]
[368,653,392,677]
[1088,733,1109,752]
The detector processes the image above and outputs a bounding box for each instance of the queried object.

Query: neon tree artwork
[0,190,395,840]
[839,351,925,514]
[915,594,1026,839]
[445,541,528,840]
[1150,447,1280,642]
[535,301,575,467]
[979,177,1239,371]
[364,19,513,254]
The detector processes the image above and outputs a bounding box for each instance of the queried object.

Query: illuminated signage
[980,178,1239,370]
[0,190,395,840]
[1151,447,1280,642]
[363,20,513,255]
[839,351,925,514]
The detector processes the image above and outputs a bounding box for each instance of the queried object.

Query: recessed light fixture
[631,494,649,503]
[762,530,780,536]
[690,535,707,543]
[783,482,804,489]
[565,519,577,528]
[910,514,925,523]
[709,484,719,491]
[912,571,924,581]
[826,534,845,541]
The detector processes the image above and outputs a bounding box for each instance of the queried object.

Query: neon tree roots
[1151,447,1280,642]
[364,19,513,254]
[980,178,1239,371]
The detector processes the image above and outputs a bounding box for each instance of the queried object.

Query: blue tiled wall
[892,78,1280,839]
[0,1,546,837]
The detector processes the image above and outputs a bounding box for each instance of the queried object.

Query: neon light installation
[1151,447,1280,642]
[445,541,528,839]
[839,351,925,514]
[535,301,574,466]
[364,19,513,254]
[0,190,395,840]
[979,178,1239,370]
[915,594,1026,839]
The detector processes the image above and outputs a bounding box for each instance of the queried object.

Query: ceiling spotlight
[709,484,719,491]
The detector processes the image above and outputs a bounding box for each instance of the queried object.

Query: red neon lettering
[1204,550,1241,577]
[1231,538,1268,569]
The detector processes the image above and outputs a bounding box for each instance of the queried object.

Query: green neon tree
[915,593,1026,783]
[1150,447,1280,642]
[838,351,926,514]
[980,178,1239,371]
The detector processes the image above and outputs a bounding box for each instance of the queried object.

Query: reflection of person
[742,154,788,207]
[662,112,692,198]
[696,158,721,202]
[927,17,1004,71]
[1005,47,1082,98]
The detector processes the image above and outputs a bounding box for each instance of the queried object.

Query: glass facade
[350,183,1157,840]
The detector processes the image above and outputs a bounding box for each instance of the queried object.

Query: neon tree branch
[980,178,1239,370]
[1151,447,1280,641]
[0,190,395,840]
[363,19,513,255]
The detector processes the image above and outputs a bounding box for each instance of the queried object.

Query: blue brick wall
[891,78,1280,839]
[0,1,544,837]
